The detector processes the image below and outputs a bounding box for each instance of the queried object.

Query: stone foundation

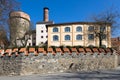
[0,51,117,76]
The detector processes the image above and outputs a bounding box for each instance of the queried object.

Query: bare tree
[90,7,120,47]
[15,22,35,47]
[0,0,20,48]
[0,28,9,49]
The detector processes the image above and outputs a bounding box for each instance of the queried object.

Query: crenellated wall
[0,47,118,76]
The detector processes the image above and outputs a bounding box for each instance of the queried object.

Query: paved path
[0,69,120,80]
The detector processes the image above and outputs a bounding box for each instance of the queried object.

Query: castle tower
[9,11,30,47]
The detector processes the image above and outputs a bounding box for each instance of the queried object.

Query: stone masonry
[9,11,30,47]
[0,47,118,76]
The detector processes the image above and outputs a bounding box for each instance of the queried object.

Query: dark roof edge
[36,21,54,24]
[46,21,111,26]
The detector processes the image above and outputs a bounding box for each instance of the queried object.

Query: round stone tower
[9,11,30,47]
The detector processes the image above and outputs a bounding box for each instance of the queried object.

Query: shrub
[73,45,83,50]
[50,46,57,52]
[100,45,106,49]
[66,46,72,49]
[59,45,64,51]
[42,45,48,51]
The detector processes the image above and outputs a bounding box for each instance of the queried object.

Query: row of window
[53,35,82,41]
[87,26,106,31]
[40,30,47,33]
[53,27,82,32]
[53,26,106,32]
[41,36,48,38]
[29,43,36,46]
[53,34,106,41]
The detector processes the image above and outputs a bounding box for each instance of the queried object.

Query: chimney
[43,7,49,22]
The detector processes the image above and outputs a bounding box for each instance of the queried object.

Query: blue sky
[18,0,120,23]
[18,0,120,37]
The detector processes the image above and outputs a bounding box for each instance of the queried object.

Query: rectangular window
[88,26,94,31]
[88,34,94,40]
[65,35,70,40]
[33,37,36,40]
[101,34,106,39]
[41,36,43,38]
[53,27,58,32]
[33,43,35,46]
[53,35,59,41]
[76,35,82,40]
[100,26,106,32]
[29,43,31,46]
[76,26,82,32]
[65,27,70,32]
[41,30,43,33]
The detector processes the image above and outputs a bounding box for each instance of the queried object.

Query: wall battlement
[9,11,30,21]
[0,47,114,57]
[0,47,118,76]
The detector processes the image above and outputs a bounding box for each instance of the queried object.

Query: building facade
[36,7,53,46]
[111,37,120,50]
[47,22,111,47]
[36,22,53,46]
[8,7,112,48]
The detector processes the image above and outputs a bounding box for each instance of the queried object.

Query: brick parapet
[0,47,114,57]
[0,47,118,76]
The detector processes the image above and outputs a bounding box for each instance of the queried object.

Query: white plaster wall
[36,24,48,46]
[26,35,32,46]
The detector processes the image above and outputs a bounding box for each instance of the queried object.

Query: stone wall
[9,11,30,47]
[0,48,118,76]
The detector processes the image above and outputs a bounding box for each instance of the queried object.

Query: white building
[25,30,36,46]
[36,22,53,46]
[36,7,53,46]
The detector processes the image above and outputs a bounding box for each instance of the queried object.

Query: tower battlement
[9,11,30,21]
[9,11,30,47]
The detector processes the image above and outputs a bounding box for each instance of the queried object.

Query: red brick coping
[0,47,114,56]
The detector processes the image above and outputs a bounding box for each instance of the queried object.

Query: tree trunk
[99,34,102,47]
